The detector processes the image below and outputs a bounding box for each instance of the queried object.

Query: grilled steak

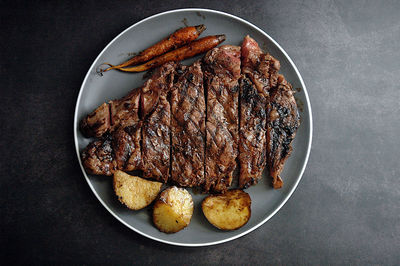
[241,35,299,189]
[203,45,241,193]
[109,88,141,131]
[81,88,142,175]
[238,35,280,188]
[170,61,206,187]
[79,88,142,138]
[109,88,142,171]
[241,35,280,98]
[80,37,299,192]
[82,125,141,175]
[79,88,141,139]
[112,125,141,171]
[266,74,300,189]
[141,62,176,183]
[81,136,116,176]
[80,103,111,138]
[238,77,268,188]
[80,61,176,138]
[80,63,175,177]
[81,126,141,176]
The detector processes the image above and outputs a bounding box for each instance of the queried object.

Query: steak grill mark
[203,45,241,193]
[170,61,206,187]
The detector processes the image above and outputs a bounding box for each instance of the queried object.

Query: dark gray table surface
[1,0,399,265]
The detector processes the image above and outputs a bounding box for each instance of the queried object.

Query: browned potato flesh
[202,189,251,230]
[153,186,194,233]
[113,170,162,210]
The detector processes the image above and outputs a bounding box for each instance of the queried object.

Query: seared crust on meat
[81,63,175,178]
[81,86,142,175]
[203,45,241,193]
[80,87,141,139]
[241,35,280,98]
[109,88,141,131]
[238,77,267,188]
[79,103,111,138]
[109,88,142,171]
[112,125,141,171]
[141,62,176,183]
[170,61,206,187]
[140,62,176,118]
[141,94,171,183]
[81,136,117,176]
[238,35,282,188]
[266,75,300,189]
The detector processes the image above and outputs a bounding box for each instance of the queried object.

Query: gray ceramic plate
[74,8,312,247]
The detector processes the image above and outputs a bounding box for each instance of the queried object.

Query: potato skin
[153,186,194,233]
[113,170,162,210]
[202,189,251,230]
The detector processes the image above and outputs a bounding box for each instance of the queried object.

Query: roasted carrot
[102,25,206,72]
[117,35,226,73]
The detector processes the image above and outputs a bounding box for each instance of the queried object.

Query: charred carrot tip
[195,24,206,34]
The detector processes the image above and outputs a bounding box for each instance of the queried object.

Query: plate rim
[73,8,313,247]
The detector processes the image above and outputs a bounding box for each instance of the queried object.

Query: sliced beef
[238,35,280,188]
[241,35,280,98]
[80,41,299,192]
[108,88,142,171]
[141,62,176,183]
[266,74,300,189]
[81,87,142,174]
[79,88,142,138]
[140,62,176,119]
[141,94,170,182]
[81,125,141,176]
[109,88,141,131]
[238,77,268,188]
[239,35,300,189]
[203,45,241,193]
[112,125,141,171]
[80,62,176,177]
[79,103,111,138]
[170,61,205,187]
[80,62,176,138]
[81,123,142,176]
[81,136,116,176]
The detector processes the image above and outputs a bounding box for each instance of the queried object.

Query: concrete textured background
[1,0,399,265]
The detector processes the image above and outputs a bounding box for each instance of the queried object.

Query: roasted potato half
[202,189,251,230]
[113,170,162,210]
[153,186,194,233]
